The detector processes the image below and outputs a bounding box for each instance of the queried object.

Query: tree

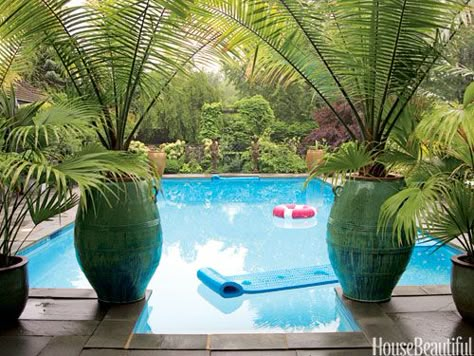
[423,25,474,102]
[223,62,316,123]
[234,95,275,135]
[137,71,224,144]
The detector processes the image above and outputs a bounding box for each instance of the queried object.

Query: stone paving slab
[0,320,99,337]
[21,298,107,321]
[129,351,210,356]
[286,332,369,349]
[29,289,98,299]
[390,286,427,296]
[379,295,457,313]
[104,301,148,322]
[296,349,373,356]
[130,334,208,350]
[85,320,137,349]
[80,350,128,356]
[335,291,411,344]
[388,311,474,343]
[0,335,52,356]
[209,334,288,350]
[38,335,89,356]
[211,352,296,356]
[420,285,452,295]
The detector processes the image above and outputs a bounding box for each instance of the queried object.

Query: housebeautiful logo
[372,337,473,356]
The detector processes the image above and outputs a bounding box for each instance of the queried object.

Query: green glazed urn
[0,255,28,322]
[75,180,162,303]
[327,176,415,302]
[451,254,474,323]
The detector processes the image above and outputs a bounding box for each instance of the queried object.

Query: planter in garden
[148,151,167,177]
[306,148,325,172]
[75,180,162,303]
[327,176,415,302]
[451,255,474,323]
[0,255,28,322]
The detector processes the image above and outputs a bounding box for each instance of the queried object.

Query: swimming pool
[23,177,459,334]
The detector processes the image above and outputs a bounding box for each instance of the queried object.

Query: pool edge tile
[85,320,136,349]
[209,334,288,350]
[129,334,208,350]
[286,332,370,349]
[29,288,98,299]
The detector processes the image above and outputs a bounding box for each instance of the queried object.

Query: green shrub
[179,159,203,173]
[268,120,315,143]
[165,158,183,174]
[128,140,149,156]
[160,140,185,160]
[199,103,222,140]
[258,138,306,173]
[221,153,245,173]
[234,95,275,135]
[221,115,253,152]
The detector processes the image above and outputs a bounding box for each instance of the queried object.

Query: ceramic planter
[451,254,474,323]
[148,151,167,177]
[306,149,325,172]
[74,180,163,303]
[327,176,415,302]
[0,255,28,322]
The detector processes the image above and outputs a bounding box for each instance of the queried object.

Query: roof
[14,81,47,103]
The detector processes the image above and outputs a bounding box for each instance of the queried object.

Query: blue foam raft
[197,265,338,298]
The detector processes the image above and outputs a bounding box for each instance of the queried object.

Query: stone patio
[1,285,473,355]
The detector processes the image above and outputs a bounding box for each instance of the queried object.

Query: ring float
[272,204,318,229]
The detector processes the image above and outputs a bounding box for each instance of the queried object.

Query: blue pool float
[197,265,338,298]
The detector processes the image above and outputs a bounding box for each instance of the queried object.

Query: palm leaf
[308,141,374,183]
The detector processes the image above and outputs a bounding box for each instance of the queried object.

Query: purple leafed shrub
[303,102,360,150]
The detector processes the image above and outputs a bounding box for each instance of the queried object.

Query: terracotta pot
[306,149,325,172]
[451,254,474,323]
[148,151,167,176]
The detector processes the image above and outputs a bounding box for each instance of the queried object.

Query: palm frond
[379,175,451,245]
[426,181,474,259]
[308,141,374,183]
[27,187,79,225]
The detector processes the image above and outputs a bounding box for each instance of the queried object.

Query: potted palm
[1,0,222,302]
[0,88,139,321]
[381,82,474,322]
[202,0,470,301]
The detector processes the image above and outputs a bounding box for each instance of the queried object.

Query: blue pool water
[23,177,459,334]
